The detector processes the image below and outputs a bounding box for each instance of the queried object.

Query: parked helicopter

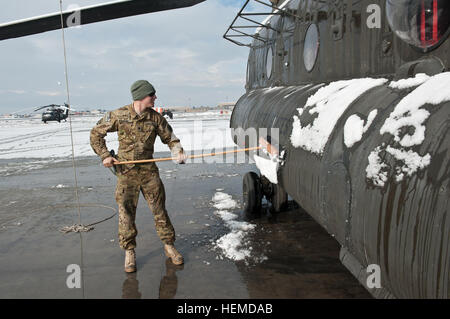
[34,104,70,123]
[224,0,449,298]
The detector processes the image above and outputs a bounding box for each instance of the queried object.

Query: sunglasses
[149,92,155,97]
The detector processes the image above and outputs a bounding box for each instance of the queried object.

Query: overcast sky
[0,0,259,114]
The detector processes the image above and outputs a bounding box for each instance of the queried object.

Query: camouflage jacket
[90,104,183,172]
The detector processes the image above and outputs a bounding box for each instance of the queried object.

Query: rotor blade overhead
[34,104,58,111]
[0,0,205,41]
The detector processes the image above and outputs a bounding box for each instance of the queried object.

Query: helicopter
[1,0,448,299]
[224,0,449,298]
[34,104,70,123]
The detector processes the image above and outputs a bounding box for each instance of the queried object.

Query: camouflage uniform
[90,104,183,250]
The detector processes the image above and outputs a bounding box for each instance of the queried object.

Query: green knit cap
[130,80,155,101]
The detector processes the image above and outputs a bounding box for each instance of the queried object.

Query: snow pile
[211,192,264,263]
[290,78,387,154]
[389,73,430,90]
[366,72,450,186]
[344,110,378,148]
[212,192,239,211]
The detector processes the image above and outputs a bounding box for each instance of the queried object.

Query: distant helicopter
[34,104,70,123]
[224,0,449,298]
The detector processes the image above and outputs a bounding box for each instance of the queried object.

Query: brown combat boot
[124,249,136,273]
[164,244,184,265]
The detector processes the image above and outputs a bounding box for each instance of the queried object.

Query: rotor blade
[0,0,205,41]
[11,106,40,115]
[34,104,57,112]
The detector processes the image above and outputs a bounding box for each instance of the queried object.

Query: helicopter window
[303,23,319,72]
[266,46,273,79]
[386,0,450,51]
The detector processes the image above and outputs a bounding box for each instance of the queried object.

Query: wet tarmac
[0,154,371,298]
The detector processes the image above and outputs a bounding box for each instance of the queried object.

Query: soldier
[90,80,187,273]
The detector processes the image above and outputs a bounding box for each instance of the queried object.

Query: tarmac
[0,153,371,298]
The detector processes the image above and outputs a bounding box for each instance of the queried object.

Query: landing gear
[243,172,262,215]
[271,182,288,213]
[242,172,288,215]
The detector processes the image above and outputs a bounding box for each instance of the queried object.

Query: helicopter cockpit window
[386,0,450,51]
[303,23,319,72]
[266,46,273,79]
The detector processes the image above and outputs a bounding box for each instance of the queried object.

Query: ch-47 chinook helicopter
[224,0,449,298]
[34,104,70,123]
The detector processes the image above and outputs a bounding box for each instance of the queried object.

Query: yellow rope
[115,146,262,165]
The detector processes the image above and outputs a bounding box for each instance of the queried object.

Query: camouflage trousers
[115,166,175,250]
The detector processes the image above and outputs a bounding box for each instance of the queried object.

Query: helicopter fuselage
[229,0,449,298]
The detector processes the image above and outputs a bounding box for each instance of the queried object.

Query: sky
[0,0,259,114]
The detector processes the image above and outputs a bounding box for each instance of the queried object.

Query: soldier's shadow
[121,257,184,299]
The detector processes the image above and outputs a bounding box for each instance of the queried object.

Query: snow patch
[212,192,238,210]
[381,72,450,148]
[366,147,388,187]
[253,154,278,184]
[344,110,378,148]
[385,146,431,182]
[366,72,450,186]
[211,191,265,263]
[389,73,430,90]
[290,78,387,154]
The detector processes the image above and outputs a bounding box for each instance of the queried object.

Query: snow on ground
[0,111,234,160]
[211,191,267,264]
[290,78,387,155]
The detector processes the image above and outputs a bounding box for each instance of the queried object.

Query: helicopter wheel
[243,172,262,216]
[260,175,287,213]
[270,183,288,213]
